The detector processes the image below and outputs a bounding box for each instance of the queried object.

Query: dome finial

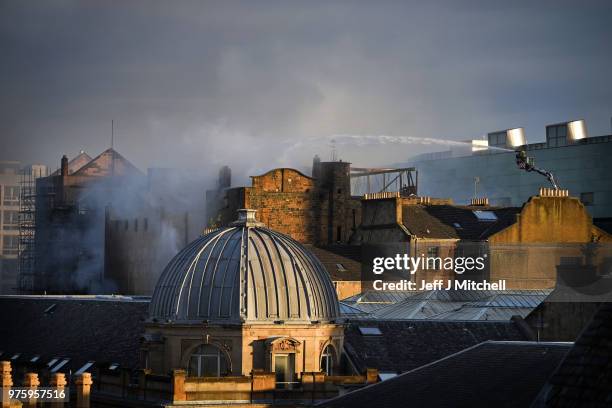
[232,208,264,227]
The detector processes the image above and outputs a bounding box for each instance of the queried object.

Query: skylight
[44,304,57,314]
[109,363,119,370]
[336,263,347,271]
[453,222,462,229]
[50,358,70,373]
[378,372,398,381]
[30,355,40,363]
[472,210,498,221]
[47,358,59,367]
[75,361,95,375]
[358,327,382,336]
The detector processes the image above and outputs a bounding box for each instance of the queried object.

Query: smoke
[50,164,211,295]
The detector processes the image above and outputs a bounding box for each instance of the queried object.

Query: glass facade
[409,134,612,219]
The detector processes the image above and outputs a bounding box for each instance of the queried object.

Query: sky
[1,0,612,182]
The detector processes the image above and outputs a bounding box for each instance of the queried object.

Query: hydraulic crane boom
[515,150,559,190]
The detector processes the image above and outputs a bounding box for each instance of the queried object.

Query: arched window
[188,344,228,377]
[320,345,335,376]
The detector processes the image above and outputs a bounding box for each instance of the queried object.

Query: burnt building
[104,166,207,295]
[30,149,208,295]
[30,149,145,293]
[206,157,361,246]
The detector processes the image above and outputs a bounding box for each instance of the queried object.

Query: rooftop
[0,296,147,374]
[343,319,530,374]
[320,341,572,408]
[402,204,521,240]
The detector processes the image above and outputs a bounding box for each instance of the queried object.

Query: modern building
[406,120,612,224]
[0,161,47,294]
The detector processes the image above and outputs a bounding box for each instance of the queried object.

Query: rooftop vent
[539,188,569,197]
[567,120,588,142]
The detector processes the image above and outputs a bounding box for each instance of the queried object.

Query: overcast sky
[1,0,611,181]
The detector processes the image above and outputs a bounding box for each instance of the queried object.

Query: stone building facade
[144,209,344,385]
[354,189,612,290]
[206,158,361,246]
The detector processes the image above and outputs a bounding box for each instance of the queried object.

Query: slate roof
[307,245,362,281]
[594,217,612,235]
[0,296,148,373]
[320,341,571,408]
[402,204,521,240]
[72,148,143,177]
[340,290,416,313]
[50,151,93,176]
[371,289,550,321]
[343,319,530,374]
[535,303,612,407]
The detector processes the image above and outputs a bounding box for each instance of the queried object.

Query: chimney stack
[470,197,489,206]
[60,155,69,176]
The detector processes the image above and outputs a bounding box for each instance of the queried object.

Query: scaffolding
[350,167,418,197]
[18,167,42,291]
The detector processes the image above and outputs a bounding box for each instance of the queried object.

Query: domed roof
[149,210,340,324]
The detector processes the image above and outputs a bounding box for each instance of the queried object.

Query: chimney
[470,197,489,206]
[217,166,231,189]
[75,373,93,408]
[539,188,569,197]
[60,155,69,176]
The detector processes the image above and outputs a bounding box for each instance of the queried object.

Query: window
[547,125,568,147]
[321,345,335,376]
[2,236,18,254]
[274,354,295,389]
[427,246,440,258]
[487,131,506,148]
[473,210,498,221]
[378,372,398,381]
[50,358,70,373]
[2,211,18,230]
[75,361,95,375]
[3,186,19,205]
[3,211,18,225]
[358,327,382,336]
[188,344,228,377]
[580,192,594,206]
